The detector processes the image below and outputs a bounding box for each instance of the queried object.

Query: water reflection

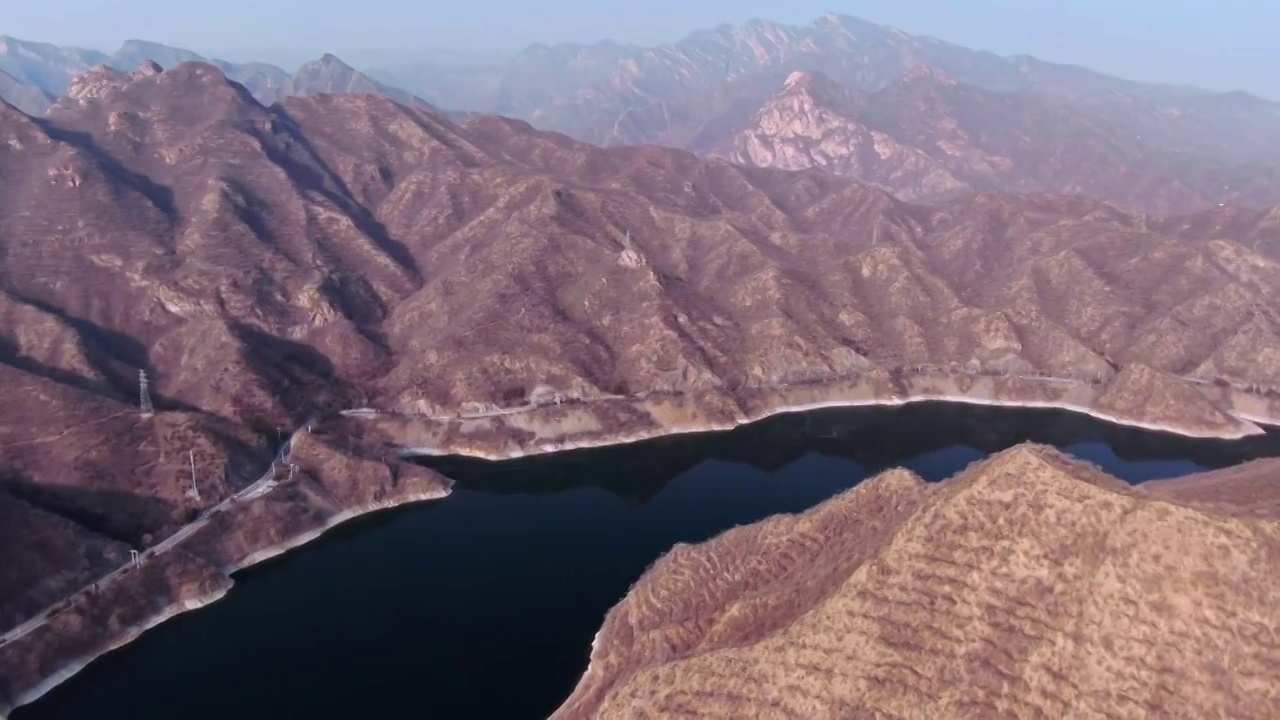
[420,403,1280,501]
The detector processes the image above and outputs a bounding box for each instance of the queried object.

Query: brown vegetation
[555,444,1280,719]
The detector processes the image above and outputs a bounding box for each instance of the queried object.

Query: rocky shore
[0,430,452,717]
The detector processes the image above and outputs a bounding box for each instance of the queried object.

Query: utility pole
[189,450,200,502]
[138,369,153,417]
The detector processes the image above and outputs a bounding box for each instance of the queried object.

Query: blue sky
[7,1,1279,97]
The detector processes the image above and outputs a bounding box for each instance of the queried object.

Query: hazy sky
[7,1,1279,97]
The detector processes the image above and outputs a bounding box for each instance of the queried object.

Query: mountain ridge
[0,36,422,113]
[708,68,1280,214]
[553,442,1280,718]
[374,12,1280,161]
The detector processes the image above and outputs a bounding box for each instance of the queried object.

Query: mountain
[283,53,433,109]
[107,39,206,72]
[4,61,1280,710]
[0,37,412,111]
[0,68,52,115]
[0,35,107,93]
[390,13,1280,164]
[0,35,290,103]
[707,69,1280,215]
[553,444,1280,718]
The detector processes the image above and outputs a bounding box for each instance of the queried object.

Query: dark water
[16,403,1280,720]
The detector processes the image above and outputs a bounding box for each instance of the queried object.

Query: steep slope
[711,69,1280,214]
[0,70,52,116]
[554,444,1280,719]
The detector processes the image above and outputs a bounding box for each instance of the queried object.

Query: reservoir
[14,403,1280,720]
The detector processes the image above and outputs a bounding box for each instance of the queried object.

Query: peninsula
[554,443,1280,719]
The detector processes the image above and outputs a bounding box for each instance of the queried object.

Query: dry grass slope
[555,444,1280,719]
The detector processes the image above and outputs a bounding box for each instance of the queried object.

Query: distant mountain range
[372,13,1280,165]
[0,35,430,114]
[702,68,1280,215]
[6,12,1280,217]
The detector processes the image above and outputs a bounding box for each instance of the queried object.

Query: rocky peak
[162,61,234,84]
[290,54,362,84]
[110,39,203,70]
[774,69,861,112]
[60,64,131,104]
[130,60,163,79]
[782,70,815,90]
[52,60,264,129]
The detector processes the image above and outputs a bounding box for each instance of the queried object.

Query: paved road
[342,373,1098,425]
[0,420,312,649]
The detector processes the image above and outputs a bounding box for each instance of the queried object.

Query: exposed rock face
[711,69,1280,214]
[554,444,1280,719]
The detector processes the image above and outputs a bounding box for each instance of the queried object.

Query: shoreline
[4,386,1273,717]
[5,589,231,716]
[395,392,1271,461]
[224,487,454,574]
[0,482,451,718]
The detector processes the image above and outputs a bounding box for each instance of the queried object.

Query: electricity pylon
[138,369,154,417]
[189,450,200,502]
